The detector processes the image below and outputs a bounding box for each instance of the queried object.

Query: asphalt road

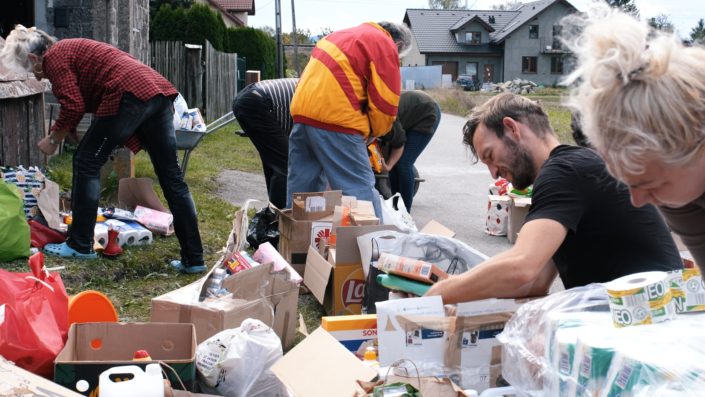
[217,111,513,258]
[409,112,513,257]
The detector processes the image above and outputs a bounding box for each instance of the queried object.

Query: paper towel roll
[606,271,676,328]
[550,326,581,397]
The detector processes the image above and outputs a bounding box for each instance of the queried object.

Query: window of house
[529,25,539,39]
[465,31,481,45]
[522,56,537,73]
[552,25,562,50]
[551,56,564,74]
[466,62,478,78]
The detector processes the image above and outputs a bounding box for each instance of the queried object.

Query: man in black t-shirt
[426,93,681,303]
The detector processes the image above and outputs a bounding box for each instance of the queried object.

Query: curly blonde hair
[560,5,705,180]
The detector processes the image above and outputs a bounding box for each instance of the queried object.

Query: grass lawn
[2,87,572,345]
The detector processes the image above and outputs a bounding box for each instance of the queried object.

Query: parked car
[456,74,478,91]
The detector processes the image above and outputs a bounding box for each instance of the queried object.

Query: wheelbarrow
[175,111,236,177]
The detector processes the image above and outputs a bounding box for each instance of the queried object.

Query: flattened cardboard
[420,219,456,238]
[292,190,342,220]
[54,322,197,396]
[271,327,377,397]
[0,357,84,397]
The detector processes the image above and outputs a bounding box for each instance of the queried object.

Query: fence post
[185,44,203,111]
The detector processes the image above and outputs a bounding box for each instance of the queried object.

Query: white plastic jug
[99,364,164,397]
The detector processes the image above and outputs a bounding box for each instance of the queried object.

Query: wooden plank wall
[151,40,238,121]
[150,41,187,96]
[204,41,238,121]
[0,94,46,166]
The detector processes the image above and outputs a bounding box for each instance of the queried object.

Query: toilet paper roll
[550,326,581,397]
[606,271,676,328]
[571,326,617,397]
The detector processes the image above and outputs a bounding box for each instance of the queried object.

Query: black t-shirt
[525,145,682,289]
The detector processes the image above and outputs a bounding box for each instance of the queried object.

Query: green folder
[377,274,431,297]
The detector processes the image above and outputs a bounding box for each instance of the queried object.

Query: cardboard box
[445,298,528,392]
[292,190,342,220]
[276,207,334,274]
[507,197,531,243]
[0,357,84,396]
[271,327,377,397]
[376,296,447,366]
[54,322,197,396]
[150,278,274,344]
[151,262,299,349]
[321,314,377,357]
[305,247,365,315]
[305,225,399,315]
[420,219,456,238]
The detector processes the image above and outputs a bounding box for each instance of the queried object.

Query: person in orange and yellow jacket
[286,21,412,218]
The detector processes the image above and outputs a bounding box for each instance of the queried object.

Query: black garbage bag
[246,207,279,250]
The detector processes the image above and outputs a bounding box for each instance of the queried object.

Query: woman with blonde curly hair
[561,5,705,272]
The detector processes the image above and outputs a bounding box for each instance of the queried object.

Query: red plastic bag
[0,252,69,378]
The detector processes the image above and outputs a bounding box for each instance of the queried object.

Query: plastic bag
[358,230,489,314]
[0,252,69,378]
[247,206,279,250]
[381,193,417,233]
[497,284,705,396]
[196,318,287,397]
[0,181,30,261]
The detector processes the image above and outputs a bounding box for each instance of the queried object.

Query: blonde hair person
[561,5,705,272]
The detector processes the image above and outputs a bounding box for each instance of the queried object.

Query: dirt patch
[216,169,269,207]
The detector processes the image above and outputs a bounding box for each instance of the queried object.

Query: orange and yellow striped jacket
[290,22,401,139]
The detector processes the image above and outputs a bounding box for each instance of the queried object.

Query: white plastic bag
[381,193,417,233]
[173,94,189,130]
[196,318,287,397]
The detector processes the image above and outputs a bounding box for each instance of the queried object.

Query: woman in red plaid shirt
[12,29,206,273]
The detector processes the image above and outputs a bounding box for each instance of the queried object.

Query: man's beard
[504,137,535,190]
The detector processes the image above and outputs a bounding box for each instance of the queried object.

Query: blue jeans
[68,93,204,266]
[286,124,382,218]
[388,104,440,212]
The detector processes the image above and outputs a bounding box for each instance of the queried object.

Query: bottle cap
[363,346,377,361]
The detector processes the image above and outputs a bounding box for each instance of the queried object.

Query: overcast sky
[247,0,702,39]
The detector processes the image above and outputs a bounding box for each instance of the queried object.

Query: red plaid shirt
[44,39,177,152]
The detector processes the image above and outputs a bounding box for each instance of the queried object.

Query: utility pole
[292,0,300,76]
[275,0,283,77]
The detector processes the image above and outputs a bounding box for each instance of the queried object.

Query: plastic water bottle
[206,268,227,298]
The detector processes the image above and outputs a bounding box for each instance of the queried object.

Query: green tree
[224,27,276,79]
[647,13,674,32]
[150,4,189,42]
[184,4,227,49]
[691,18,705,43]
[149,0,192,19]
[603,0,639,17]
[491,1,522,11]
[428,0,465,10]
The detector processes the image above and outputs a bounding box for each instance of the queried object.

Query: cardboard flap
[420,220,456,238]
[513,197,532,207]
[271,328,377,397]
[304,246,333,305]
[336,225,399,266]
[456,298,525,317]
[292,190,342,220]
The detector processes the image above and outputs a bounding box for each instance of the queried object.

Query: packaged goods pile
[498,283,705,397]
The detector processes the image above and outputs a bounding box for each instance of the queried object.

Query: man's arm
[425,218,566,304]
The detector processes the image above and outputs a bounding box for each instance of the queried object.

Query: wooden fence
[151,40,239,121]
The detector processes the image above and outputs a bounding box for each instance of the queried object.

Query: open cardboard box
[271,327,377,397]
[151,262,299,349]
[305,225,399,315]
[292,190,342,220]
[54,322,197,396]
